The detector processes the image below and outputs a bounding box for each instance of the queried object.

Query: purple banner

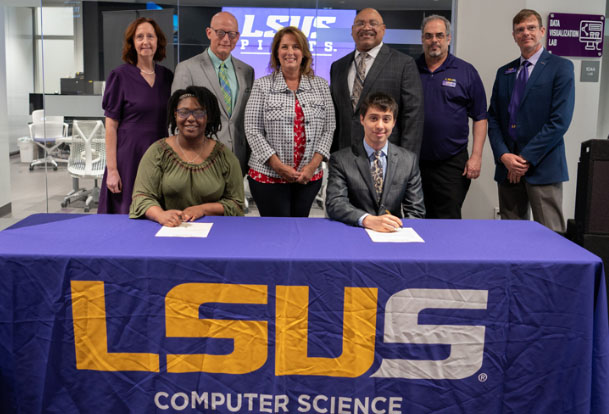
[223,7,357,81]
[547,12,604,57]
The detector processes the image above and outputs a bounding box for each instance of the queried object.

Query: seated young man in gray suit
[326,92,425,232]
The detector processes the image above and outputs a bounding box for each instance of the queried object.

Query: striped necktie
[218,62,233,117]
[351,52,368,110]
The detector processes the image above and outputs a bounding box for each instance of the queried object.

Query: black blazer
[330,44,424,155]
[325,142,425,226]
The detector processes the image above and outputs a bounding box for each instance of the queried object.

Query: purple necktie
[508,60,531,141]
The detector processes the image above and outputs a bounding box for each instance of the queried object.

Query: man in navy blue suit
[488,9,575,232]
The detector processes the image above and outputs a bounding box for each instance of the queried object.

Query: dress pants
[420,149,471,219]
[248,177,322,217]
[498,180,565,232]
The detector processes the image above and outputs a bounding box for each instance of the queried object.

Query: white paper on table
[365,227,425,243]
[155,222,213,238]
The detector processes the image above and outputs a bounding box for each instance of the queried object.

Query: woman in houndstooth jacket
[245,26,335,217]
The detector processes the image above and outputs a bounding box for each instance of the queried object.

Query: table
[1,214,608,413]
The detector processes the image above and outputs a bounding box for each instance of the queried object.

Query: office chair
[31,109,45,123]
[61,120,106,212]
[315,161,328,213]
[28,119,69,171]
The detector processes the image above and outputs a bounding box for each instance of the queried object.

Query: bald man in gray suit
[172,11,254,175]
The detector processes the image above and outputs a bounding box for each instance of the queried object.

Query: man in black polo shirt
[416,15,488,219]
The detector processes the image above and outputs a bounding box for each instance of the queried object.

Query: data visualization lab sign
[547,12,604,57]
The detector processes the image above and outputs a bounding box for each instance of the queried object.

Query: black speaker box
[574,140,609,235]
[582,234,609,270]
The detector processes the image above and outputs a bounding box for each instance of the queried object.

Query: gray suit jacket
[171,49,254,175]
[330,44,424,155]
[326,142,425,226]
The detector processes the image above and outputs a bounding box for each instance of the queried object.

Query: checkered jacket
[245,70,335,178]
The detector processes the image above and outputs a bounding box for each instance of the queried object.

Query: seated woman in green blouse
[129,86,244,226]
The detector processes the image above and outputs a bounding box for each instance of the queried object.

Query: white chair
[31,109,45,123]
[315,161,328,213]
[32,110,67,127]
[60,120,106,212]
[28,120,69,171]
[243,176,251,213]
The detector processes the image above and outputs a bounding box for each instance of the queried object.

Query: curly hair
[167,86,222,138]
[269,26,314,76]
[122,17,167,65]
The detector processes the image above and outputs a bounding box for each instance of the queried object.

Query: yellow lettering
[70,281,159,372]
[275,286,377,377]
[165,283,268,374]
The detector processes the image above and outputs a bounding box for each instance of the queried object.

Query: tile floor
[0,153,326,230]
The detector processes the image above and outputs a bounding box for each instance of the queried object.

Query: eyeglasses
[423,32,448,40]
[353,20,382,28]
[176,109,206,119]
[514,25,540,35]
[209,27,239,40]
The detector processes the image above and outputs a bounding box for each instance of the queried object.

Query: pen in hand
[385,210,401,232]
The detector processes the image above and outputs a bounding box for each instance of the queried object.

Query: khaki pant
[498,180,565,232]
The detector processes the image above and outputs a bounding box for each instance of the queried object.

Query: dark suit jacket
[330,44,424,155]
[325,142,425,226]
[488,49,575,185]
[171,49,254,175]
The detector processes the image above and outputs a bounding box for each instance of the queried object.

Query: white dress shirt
[347,42,384,96]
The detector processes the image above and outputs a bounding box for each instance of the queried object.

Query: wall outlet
[493,207,501,220]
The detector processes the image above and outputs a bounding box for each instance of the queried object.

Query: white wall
[0,6,12,213]
[5,6,34,153]
[5,6,83,152]
[74,6,84,74]
[35,7,75,94]
[597,0,609,139]
[455,0,606,221]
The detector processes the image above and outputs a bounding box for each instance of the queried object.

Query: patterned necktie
[371,150,383,203]
[218,62,233,117]
[507,60,531,141]
[351,52,368,110]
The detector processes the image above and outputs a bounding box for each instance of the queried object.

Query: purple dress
[98,63,173,214]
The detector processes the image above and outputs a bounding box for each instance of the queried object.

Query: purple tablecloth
[1,214,608,413]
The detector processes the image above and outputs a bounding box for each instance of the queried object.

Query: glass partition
[0,0,451,222]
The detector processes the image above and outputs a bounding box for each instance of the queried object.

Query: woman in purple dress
[98,17,173,214]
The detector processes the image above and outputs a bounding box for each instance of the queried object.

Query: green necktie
[218,62,233,117]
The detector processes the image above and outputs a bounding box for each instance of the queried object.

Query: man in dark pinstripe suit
[330,8,424,156]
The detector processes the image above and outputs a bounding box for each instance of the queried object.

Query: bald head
[207,11,240,60]
[352,8,386,52]
[210,11,238,29]
[356,8,383,22]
